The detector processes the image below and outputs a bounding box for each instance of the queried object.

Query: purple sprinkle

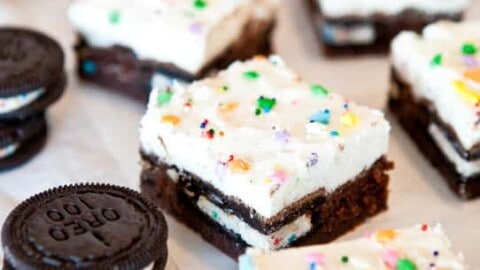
[433,251,439,257]
[215,161,227,180]
[189,22,203,34]
[463,56,479,67]
[275,130,290,146]
[306,153,319,168]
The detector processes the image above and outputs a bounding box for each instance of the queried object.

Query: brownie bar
[140,153,392,258]
[306,0,463,56]
[74,18,275,101]
[389,69,480,199]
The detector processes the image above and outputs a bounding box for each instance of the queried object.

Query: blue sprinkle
[330,130,340,136]
[309,262,316,270]
[82,60,98,74]
[309,109,331,125]
[287,233,296,244]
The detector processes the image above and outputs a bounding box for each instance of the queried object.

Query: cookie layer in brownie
[141,154,391,258]
[240,224,466,269]
[69,0,277,101]
[139,56,392,255]
[389,21,480,198]
[389,70,480,199]
[307,0,467,56]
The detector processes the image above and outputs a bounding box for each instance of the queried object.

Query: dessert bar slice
[240,224,466,270]
[69,0,278,101]
[307,0,469,56]
[389,21,480,199]
[140,55,392,258]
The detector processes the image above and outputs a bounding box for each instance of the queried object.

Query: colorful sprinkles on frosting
[255,96,276,115]
[310,84,329,97]
[108,9,121,24]
[431,53,443,67]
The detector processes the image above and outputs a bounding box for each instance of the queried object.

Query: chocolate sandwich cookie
[0,114,47,171]
[2,183,168,270]
[0,27,65,120]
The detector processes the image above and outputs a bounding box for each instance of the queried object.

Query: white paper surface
[0,0,479,269]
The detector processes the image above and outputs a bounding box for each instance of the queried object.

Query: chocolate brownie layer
[306,0,463,56]
[75,19,275,101]
[389,69,480,199]
[140,154,391,258]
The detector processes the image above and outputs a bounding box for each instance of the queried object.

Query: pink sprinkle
[364,231,373,238]
[463,56,479,68]
[271,168,287,184]
[382,249,399,268]
[305,251,325,265]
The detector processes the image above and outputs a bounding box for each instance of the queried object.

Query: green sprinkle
[430,53,443,67]
[193,0,207,9]
[310,84,329,97]
[109,9,121,24]
[341,256,349,264]
[211,211,218,219]
[157,91,173,105]
[221,85,228,92]
[462,42,478,55]
[243,71,260,80]
[396,258,417,270]
[256,96,276,114]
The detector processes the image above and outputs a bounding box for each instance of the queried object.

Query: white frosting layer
[0,144,18,159]
[197,196,311,250]
[140,56,390,219]
[0,89,44,114]
[69,0,277,74]
[392,21,480,151]
[319,0,470,17]
[240,224,466,270]
[429,124,480,178]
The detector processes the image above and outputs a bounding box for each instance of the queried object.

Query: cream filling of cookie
[0,89,44,114]
[0,144,19,159]
[196,196,312,250]
[322,23,376,45]
[429,124,480,178]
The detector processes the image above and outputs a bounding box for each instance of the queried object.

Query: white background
[0,0,479,269]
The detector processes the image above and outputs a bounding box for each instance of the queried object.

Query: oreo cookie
[0,114,47,171]
[0,27,65,120]
[2,184,168,270]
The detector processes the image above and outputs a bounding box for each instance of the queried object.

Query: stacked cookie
[0,28,65,171]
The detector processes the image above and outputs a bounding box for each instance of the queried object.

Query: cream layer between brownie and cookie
[317,0,469,46]
[392,21,480,177]
[0,89,44,114]
[140,56,390,249]
[68,0,277,75]
[239,224,466,270]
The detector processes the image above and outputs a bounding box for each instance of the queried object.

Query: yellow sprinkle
[229,159,250,173]
[375,229,397,243]
[340,112,360,127]
[161,114,181,126]
[218,102,238,113]
[263,177,272,184]
[465,67,480,83]
[453,80,480,104]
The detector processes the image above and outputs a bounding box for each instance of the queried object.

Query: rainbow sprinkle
[309,109,331,125]
[256,96,276,115]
